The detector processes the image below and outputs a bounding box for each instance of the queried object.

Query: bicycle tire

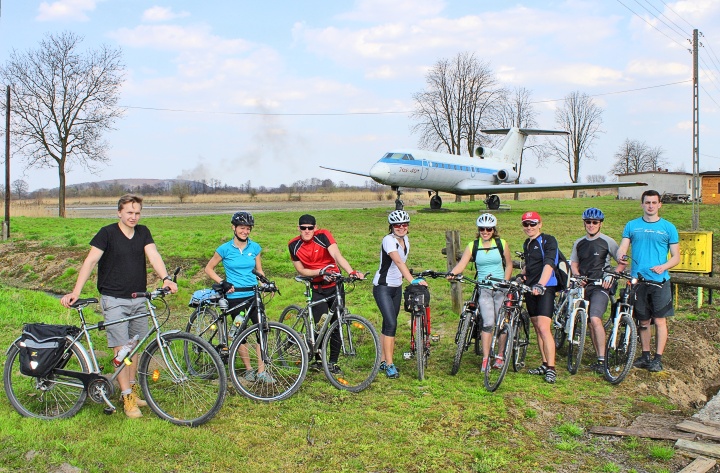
[567,309,587,374]
[474,321,482,356]
[185,305,225,368]
[414,313,427,381]
[139,332,226,426]
[484,319,514,392]
[279,305,313,354]
[4,338,89,420]
[321,314,380,392]
[451,312,473,375]
[603,314,637,385]
[229,322,308,402]
[553,294,567,352]
[512,309,530,372]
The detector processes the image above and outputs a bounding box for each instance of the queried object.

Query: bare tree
[546,91,603,197]
[610,139,667,175]
[585,174,606,183]
[12,179,28,200]
[412,52,505,157]
[495,87,539,200]
[171,181,192,203]
[0,31,125,217]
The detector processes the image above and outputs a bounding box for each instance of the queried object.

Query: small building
[617,170,691,200]
[700,170,720,204]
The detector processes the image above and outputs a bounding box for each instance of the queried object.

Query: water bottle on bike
[112,334,140,367]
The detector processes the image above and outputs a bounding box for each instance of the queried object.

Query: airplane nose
[370,162,390,183]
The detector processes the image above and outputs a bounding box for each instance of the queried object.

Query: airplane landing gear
[485,194,500,210]
[393,187,404,210]
[429,192,442,210]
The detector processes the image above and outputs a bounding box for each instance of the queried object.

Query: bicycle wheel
[321,314,380,392]
[229,322,308,401]
[139,332,226,427]
[484,319,514,392]
[553,295,567,352]
[474,319,482,356]
[451,311,473,375]
[279,305,313,353]
[512,309,530,372]
[414,313,427,381]
[185,305,224,369]
[567,309,587,374]
[603,314,637,385]
[4,338,89,420]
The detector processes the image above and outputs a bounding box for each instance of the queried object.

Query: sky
[1,0,719,193]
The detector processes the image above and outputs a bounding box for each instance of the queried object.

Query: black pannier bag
[18,324,80,378]
[404,285,431,312]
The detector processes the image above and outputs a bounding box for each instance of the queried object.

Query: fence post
[445,230,462,313]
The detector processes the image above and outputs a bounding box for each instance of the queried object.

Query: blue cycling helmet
[582,208,604,221]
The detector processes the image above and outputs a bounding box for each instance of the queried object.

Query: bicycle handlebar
[602,266,663,288]
[486,276,534,294]
[410,269,452,279]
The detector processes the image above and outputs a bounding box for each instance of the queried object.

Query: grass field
[0,195,718,472]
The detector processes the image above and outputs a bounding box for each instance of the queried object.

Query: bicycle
[3,270,227,426]
[279,267,380,392]
[483,277,532,392]
[406,270,448,381]
[552,276,601,374]
[193,271,308,402]
[445,275,493,375]
[600,266,662,384]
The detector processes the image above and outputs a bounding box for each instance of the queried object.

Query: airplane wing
[319,166,372,178]
[453,180,647,195]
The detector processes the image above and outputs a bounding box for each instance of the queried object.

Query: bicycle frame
[607,282,635,351]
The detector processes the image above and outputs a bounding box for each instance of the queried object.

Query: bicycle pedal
[402,352,413,360]
[431,334,440,343]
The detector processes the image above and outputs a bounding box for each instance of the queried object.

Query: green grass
[0,196,717,472]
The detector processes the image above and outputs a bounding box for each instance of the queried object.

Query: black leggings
[373,284,402,337]
[312,286,341,363]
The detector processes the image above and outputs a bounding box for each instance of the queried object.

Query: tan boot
[131,383,147,407]
[122,394,142,418]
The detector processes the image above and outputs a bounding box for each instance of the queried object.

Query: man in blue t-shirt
[617,190,680,373]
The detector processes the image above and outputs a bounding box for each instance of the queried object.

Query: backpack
[404,284,431,312]
[535,235,570,290]
[17,324,80,378]
[471,237,505,277]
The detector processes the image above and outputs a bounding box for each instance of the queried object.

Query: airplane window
[402,154,412,160]
[384,153,406,160]
[406,154,415,160]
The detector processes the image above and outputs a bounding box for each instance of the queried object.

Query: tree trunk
[454,195,462,203]
[58,166,66,218]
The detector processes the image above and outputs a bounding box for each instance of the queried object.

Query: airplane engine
[474,146,494,159]
[495,169,518,183]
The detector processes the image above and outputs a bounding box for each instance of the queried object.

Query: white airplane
[321,127,646,210]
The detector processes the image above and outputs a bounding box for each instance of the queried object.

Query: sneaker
[122,394,142,418]
[386,363,399,379]
[528,365,547,375]
[481,358,489,371]
[633,357,651,369]
[130,383,147,407]
[328,363,343,375]
[257,371,275,384]
[589,361,604,374]
[309,361,322,372]
[379,360,387,372]
[492,357,504,370]
[544,369,557,384]
[648,358,664,372]
[242,369,256,382]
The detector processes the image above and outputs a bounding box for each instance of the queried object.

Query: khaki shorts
[100,295,149,348]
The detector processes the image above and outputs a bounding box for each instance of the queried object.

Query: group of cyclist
[58,188,678,417]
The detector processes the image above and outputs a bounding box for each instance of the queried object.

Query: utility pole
[4,85,9,239]
[691,29,700,230]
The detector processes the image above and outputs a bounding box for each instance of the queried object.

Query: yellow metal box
[675,231,713,273]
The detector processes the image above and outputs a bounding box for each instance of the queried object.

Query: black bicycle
[446,275,493,375]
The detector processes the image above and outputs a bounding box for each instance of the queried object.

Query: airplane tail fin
[479,128,568,164]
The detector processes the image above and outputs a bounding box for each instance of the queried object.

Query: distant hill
[36,178,202,193]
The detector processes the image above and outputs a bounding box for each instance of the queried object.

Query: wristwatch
[162,275,172,282]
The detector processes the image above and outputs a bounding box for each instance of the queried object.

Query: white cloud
[110,24,251,54]
[336,0,445,22]
[36,0,96,22]
[141,6,190,22]
[627,59,688,77]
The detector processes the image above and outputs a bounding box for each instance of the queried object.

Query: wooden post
[445,230,462,313]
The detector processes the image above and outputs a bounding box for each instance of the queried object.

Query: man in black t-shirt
[61,194,177,418]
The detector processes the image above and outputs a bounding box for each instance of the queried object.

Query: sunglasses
[392,223,409,229]
[299,225,315,231]
[478,227,494,232]
[584,220,602,225]
[522,221,539,227]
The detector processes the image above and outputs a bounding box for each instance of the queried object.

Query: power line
[531,80,691,104]
[701,153,720,160]
[700,85,720,108]
[616,0,688,50]
[657,0,696,30]
[700,33,720,73]
[634,0,689,41]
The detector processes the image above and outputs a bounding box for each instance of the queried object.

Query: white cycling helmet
[388,209,410,224]
[476,213,497,228]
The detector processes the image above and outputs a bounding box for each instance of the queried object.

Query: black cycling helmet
[231,211,255,227]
